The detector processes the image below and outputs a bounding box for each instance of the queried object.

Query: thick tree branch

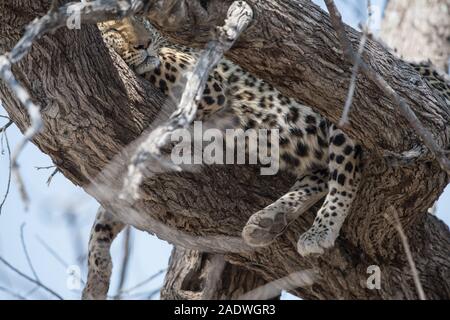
[145,0,450,159]
[1,0,449,299]
[161,248,276,300]
[324,0,450,174]
[381,0,450,73]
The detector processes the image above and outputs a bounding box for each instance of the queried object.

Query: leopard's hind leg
[242,169,329,247]
[297,126,361,256]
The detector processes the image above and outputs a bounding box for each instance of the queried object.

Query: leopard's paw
[242,210,288,247]
[297,228,337,256]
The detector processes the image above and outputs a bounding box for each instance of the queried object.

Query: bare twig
[36,235,69,268]
[147,287,161,300]
[46,168,60,186]
[0,286,27,300]
[117,268,166,296]
[0,256,63,300]
[339,31,367,127]
[339,0,372,127]
[35,165,60,185]
[35,235,86,286]
[20,223,40,282]
[20,223,42,298]
[325,0,450,175]
[0,130,12,215]
[35,165,56,170]
[121,0,254,199]
[114,226,132,299]
[384,207,427,300]
[0,57,41,209]
[0,120,13,133]
[0,0,156,207]
[63,210,87,266]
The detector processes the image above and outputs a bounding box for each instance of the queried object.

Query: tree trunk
[1,0,449,299]
[161,248,273,300]
[381,0,450,73]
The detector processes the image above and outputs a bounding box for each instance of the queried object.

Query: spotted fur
[411,62,450,104]
[87,18,449,264]
[82,208,125,300]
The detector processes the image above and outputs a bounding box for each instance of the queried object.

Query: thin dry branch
[0,120,13,133]
[36,234,86,286]
[384,207,427,300]
[121,0,254,199]
[35,165,56,170]
[0,57,42,208]
[0,129,12,215]
[36,235,70,268]
[117,268,165,296]
[45,168,60,186]
[0,286,27,300]
[339,30,367,127]
[0,0,154,207]
[35,165,60,185]
[20,223,40,283]
[21,223,41,298]
[325,0,450,175]
[0,256,63,300]
[339,0,371,127]
[114,226,132,299]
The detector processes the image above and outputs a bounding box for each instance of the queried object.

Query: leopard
[94,16,363,253]
[83,17,450,298]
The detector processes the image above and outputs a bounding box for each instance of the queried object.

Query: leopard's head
[99,17,168,74]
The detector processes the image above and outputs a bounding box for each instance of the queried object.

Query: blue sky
[0,0,448,300]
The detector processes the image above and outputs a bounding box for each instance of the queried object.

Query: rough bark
[381,0,450,73]
[161,248,272,300]
[1,0,449,299]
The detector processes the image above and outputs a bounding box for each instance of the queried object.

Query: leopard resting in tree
[83,16,450,298]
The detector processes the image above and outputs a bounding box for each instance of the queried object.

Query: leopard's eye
[133,45,145,50]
